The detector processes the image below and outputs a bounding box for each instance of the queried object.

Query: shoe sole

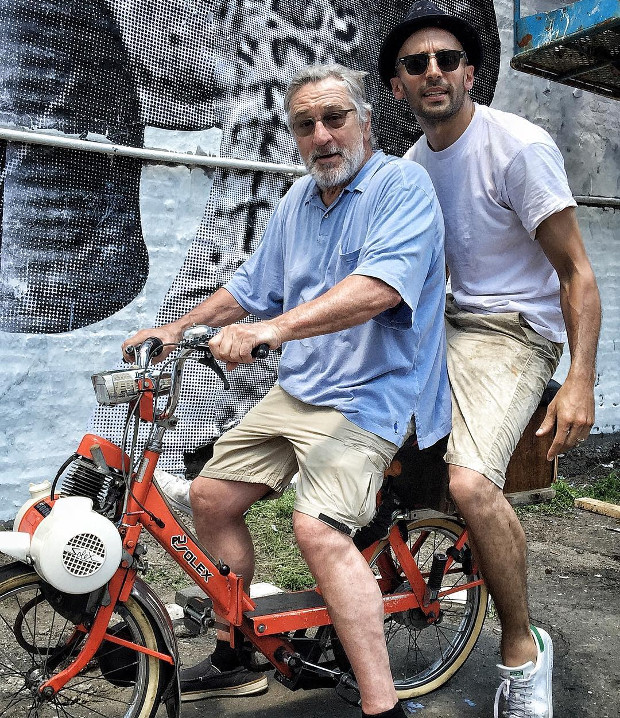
[180,676,269,702]
[531,625,553,718]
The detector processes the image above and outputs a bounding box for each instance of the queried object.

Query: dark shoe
[180,657,268,702]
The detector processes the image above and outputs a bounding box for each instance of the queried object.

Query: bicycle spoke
[372,518,487,695]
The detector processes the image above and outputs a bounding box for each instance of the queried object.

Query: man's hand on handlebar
[209,322,281,371]
[122,325,183,365]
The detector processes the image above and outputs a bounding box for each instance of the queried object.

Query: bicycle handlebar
[125,334,270,364]
[251,343,270,359]
[108,331,270,420]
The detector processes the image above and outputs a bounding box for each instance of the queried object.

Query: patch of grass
[245,488,315,591]
[518,471,620,516]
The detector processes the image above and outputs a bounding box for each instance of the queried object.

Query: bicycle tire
[0,562,163,718]
[370,516,488,699]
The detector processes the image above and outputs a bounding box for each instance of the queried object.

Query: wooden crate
[503,405,558,506]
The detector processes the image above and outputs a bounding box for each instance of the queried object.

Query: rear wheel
[0,563,163,717]
[370,517,488,698]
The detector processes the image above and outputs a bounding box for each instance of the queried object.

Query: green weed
[246,488,315,591]
[518,471,619,516]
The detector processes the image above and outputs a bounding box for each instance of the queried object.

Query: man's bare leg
[448,465,536,666]
[293,511,398,715]
[190,476,270,641]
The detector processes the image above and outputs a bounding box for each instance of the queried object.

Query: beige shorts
[445,296,563,489]
[200,384,398,534]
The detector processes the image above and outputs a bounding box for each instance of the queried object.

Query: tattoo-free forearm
[266,274,402,344]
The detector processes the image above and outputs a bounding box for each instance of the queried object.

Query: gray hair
[284,64,372,128]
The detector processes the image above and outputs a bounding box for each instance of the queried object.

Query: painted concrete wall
[0,0,618,520]
[492,1,619,431]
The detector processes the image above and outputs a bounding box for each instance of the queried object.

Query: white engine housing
[2,496,122,594]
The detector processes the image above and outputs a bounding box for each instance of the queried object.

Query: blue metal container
[511,0,620,98]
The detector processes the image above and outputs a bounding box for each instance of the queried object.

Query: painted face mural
[0,0,500,491]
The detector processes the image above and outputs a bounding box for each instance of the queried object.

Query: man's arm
[535,206,601,459]
[121,287,249,363]
[209,274,402,370]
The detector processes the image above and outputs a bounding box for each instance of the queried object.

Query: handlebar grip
[251,343,270,359]
[146,337,164,358]
[124,337,164,363]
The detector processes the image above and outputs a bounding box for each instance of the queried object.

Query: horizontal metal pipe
[2,126,618,209]
[0,126,307,176]
[574,195,620,209]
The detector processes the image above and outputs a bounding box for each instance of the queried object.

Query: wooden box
[503,403,557,505]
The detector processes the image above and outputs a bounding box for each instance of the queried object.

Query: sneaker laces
[494,674,534,718]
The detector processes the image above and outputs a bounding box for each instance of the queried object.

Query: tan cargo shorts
[445,296,563,489]
[200,384,398,534]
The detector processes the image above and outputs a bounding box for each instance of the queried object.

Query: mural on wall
[0,0,501,489]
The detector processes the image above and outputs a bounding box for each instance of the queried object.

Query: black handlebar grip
[147,337,164,358]
[251,343,270,359]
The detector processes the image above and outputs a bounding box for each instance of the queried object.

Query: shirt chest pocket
[335,247,362,284]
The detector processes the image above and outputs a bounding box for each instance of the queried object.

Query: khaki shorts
[200,385,398,534]
[445,296,563,489]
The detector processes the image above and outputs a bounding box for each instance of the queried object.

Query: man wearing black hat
[379,2,601,717]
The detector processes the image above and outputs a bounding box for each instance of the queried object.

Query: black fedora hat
[378,1,483,87]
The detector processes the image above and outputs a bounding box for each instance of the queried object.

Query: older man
[124,63,449,717]
[379,3,601,717]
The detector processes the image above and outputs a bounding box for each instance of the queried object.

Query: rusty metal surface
[512,0,620,99]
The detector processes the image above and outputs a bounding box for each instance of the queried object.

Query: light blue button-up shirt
[226,151,450,448]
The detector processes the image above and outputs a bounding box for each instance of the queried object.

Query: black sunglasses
[291,108,357,137]
[397,50,468,76]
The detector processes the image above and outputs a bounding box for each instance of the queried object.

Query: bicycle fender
[130,576,181,718]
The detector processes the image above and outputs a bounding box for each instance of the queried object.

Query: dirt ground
[1,433,619,717]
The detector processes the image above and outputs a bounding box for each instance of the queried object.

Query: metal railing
[0,126,307,177]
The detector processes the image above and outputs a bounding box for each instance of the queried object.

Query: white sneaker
[494,626,553,718]
[154,468,192,516]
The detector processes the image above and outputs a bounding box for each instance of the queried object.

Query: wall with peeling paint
[493,0,619,432]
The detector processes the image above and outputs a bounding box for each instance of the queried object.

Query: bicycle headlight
[91,368,172,405]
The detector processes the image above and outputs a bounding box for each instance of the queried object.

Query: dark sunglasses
[291,108,357,137]
[397,50,468,76]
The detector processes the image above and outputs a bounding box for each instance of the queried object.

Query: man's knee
[448,464,502,512]
[293,511,347,558]
[189,475,265,523]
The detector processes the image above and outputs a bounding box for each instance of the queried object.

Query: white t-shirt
[405,104,576,343]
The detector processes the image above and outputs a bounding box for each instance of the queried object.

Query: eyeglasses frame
[290,107,358,138]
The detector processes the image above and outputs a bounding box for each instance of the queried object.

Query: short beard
[407,82,467,125]
[306,138,366,190]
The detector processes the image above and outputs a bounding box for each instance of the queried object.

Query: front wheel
[0,562,163,718]
[370,517,488,699]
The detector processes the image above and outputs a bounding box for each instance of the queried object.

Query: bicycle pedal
[174,587,214,635]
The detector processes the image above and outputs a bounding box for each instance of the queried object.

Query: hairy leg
[190,476,269,640]
[449,465,536,666]
[293,511,398,715]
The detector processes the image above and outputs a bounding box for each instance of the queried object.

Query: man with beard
[123,63,450,717]
[378,3,601,717]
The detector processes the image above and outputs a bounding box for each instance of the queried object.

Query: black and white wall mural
[0,0,501,512]
[4,0,616,515]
